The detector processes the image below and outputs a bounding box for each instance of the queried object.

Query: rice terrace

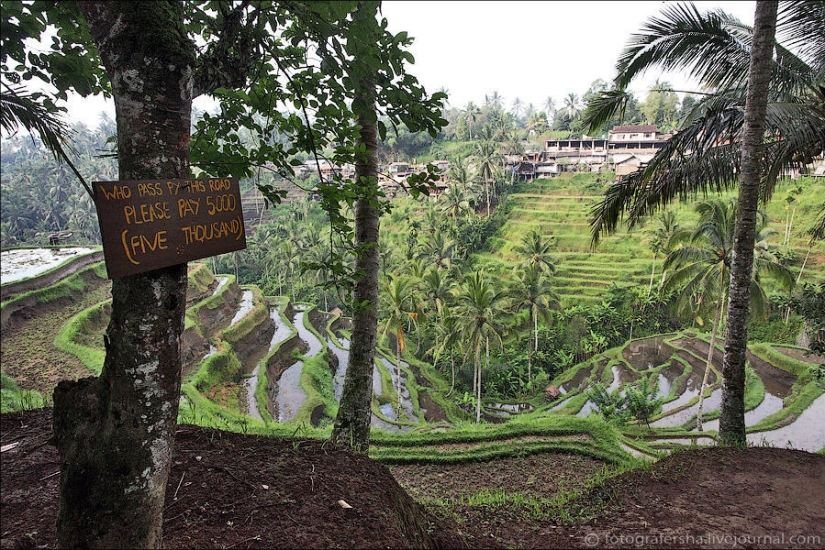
[2,1,825,546]
[2,174,824,548]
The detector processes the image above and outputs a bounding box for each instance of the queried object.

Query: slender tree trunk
[53,3,193,547]
[697,287,724,431]
[450,354,456,396]
[719,0,777,446]
[648,255,657,298]
[485,180,491,217]
[395,330,403,413]
[331,2,379,452]
[530,308,538,387]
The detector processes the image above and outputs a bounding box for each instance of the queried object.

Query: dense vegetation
[3,105,823,406]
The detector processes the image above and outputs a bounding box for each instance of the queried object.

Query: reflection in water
[242,307,292,422]
[378,356,417,422]
[576,364,636,417]
[748,355,796,398]
[488,403,535,413]
[276,362,305,422]
[273,310,321,422]
[328,337,349,401]
[746,393,825,452]
[652,388,721,428]
[700,392,784,432]
[243,367,263,421]
[229,290,254,327]
[560,365,594,393]
[656,373,672,399]
[576,400,599,417]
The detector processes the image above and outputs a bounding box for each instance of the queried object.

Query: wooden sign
[93,177,246,278]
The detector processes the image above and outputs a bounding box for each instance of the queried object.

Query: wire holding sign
[94,177,246,278]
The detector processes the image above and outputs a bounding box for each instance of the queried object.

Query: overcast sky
[379,1,758,110]
[60,1,758,127]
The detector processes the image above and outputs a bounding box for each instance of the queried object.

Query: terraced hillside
[2,250,822,459]
[479,174,825,307]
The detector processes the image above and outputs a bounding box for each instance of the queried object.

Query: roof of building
[610,124,659,134]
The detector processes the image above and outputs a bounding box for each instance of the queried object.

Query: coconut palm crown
[584,1,825,246]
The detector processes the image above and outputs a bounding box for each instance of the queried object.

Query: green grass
[53,299,109,375]
[1,372,45,413]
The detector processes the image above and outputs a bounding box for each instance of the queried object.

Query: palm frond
[1,84,73,159]
[581,88,633,134]
[777,0,825,73]
[615,3,752,91]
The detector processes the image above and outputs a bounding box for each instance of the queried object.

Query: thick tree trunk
[331,2,379,451]
[719,0,777,446]
[53,3,193,547]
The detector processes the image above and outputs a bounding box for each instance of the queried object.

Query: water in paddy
[549,393,576,410]
[273,310,321,422]
[321,334,415,431]
[559,364,595,393]
[327,337,384,401]
[378,355,417,422]
[622,336,674,370]
[747,354,796,398]
[655,372,673,398]
[746,393,825,452]
[659,366,707,414]
[229,290,254,327]
[700,392,784,432]
[652,387,722,428]
[487,403,535,413]
[214,275,229,293]
[242,306,292,422]
[486,402,535,419]
[328,337,350,401]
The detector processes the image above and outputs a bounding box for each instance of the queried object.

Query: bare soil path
[3,409,823,549]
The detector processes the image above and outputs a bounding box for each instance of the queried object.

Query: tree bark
[719,0,777,446]
[53,3,193,547]
[331,2,379,452]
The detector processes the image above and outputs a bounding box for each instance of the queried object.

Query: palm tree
[438,185,472,224]
[462,102,480,141]
[511,96,524,121]
[506,265,561,389]
[473,140,503,216]
[644,210,689,297]
[584,1,822,445]
[563,93,580,120]
[485,91,504,113]
[662,198,793,431]
[448,155,474,193]
[544,96,556,126]
[426,303,462,397]
[379,274,421,409]
[453,270,505,422]
[513,229,558,274]
[419,230,455,270]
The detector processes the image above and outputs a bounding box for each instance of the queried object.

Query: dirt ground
[2,409,823,549]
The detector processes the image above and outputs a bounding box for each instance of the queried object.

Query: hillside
[2,173,824,548]
[477,174,825,307]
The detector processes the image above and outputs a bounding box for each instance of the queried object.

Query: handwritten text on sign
[94,177,246,278]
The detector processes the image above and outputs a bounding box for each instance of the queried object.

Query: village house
[508,124,673,181]
[379,159,451,199]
